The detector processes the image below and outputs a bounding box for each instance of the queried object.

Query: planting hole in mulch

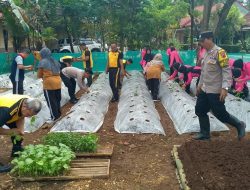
[177,140,250,190]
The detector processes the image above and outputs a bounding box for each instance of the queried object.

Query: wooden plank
[18,159,110,182]
[76,144,114,158]
[172,145,191,190]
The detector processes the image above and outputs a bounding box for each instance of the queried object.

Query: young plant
[11,144,75,177]
[43,133,98,153]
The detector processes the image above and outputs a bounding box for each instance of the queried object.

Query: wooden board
[172,145,191,190]
[76,144,114,158]
[18,159,110,182]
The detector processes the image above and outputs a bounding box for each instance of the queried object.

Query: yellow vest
[122,59,126,64]
[82,49,93,68]
[109,51,120,68]
[0,95,28,124]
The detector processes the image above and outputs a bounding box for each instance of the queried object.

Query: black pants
[185,84,191,94]
[109,68,120,100]
[11,80,24,94]
[86,68,93,87]
[147,78,160,100]
[195,90,230,123]
[61,73,76,100]
[44,89,61,120]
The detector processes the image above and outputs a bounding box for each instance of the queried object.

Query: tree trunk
[189,0,195,50]
[214,0,236,38]
[3,29,8,52]
[201,0,214,31]
[64,16,74,53]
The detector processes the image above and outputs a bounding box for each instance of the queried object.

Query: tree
[200,0,214,31]
[214,0,236,38]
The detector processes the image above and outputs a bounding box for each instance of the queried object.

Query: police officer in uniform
[195,31,246,140]
[0,95,42,172]
[106,43,126,102]
[77,43,94,87]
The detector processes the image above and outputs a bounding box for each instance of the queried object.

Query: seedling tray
[18,159,110,182]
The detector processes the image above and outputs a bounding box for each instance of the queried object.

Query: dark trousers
[185,84,191,94]
[44,89,61,120]
[11,80,24,94]
[109,68,120,100]
[61,73,76,100]
[147,78,160,100]
[195,90,230,122]
[86,68,93,87]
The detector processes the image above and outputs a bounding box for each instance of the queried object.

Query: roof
[244,12,250,26]
[179,1,250,28]
[180,3,224,28]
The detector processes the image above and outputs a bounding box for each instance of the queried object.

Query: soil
[178,140,250,190]
[0,89,250,189]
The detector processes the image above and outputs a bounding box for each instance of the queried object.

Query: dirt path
[0,96,249,189]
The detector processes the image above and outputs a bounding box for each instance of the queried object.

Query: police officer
[9,48,33,94]
[0,95,42,172]
[59,56,78,104]
[77,43,94,87]
[106,43,126,102]
[195,31,245,140]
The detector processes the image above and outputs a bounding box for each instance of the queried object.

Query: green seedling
[11,144,75,177]
[43,133,98,153]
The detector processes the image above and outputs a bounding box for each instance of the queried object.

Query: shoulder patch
[218,49,228,68]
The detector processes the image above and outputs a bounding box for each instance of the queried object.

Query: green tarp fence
[0,51,250,74]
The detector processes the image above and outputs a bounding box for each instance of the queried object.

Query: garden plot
[114,71,165,135]
[175,140,250,190]
[159,73,228,134]
[0,73,79,132]
[190,78,250,132]
[51,73,112,133]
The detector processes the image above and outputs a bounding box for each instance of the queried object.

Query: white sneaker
[45,119,54,124]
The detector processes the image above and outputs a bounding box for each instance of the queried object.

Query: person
[58,56,78,104]
[195,31,245,140]
[0,95,42,172]
[31,48,42,70]
[166,43,174,58]
[76,43,93,87]
[145,53,165,100]
[168,62,201,94]
[106,43,126,102]
[229,68,249,99]
[61,66,91,92]
[118,58,133,89]
[37,47,62,122]
[140,47,147,69]
[196,44,206,66]
[169,47,183,76]
[143,48,154,67]
[9,48,33,94]
[233,59,250,85]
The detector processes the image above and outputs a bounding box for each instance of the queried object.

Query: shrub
[43,133,98,152]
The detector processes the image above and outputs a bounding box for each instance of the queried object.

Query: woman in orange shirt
[145,53,165,101]
[37,48,62,121]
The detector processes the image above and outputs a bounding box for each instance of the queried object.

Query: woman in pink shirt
[168,62,201,94]
[233,59,250,84]
[169,47,183,76]
[230,68,249,99]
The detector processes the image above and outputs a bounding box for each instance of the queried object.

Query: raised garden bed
[173,140,250,190]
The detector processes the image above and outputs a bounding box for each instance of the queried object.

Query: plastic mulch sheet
[114,71,165,135]
[50,73,112,133]
[190,78,250,132]
[159,73,229,134]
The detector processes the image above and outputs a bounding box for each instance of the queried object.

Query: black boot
[194,116,210,140]
[227,115,246,140]
[11,136,23,157]
[0,162,11,173]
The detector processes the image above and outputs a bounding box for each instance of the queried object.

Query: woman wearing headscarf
[145,53,165,100]
[37,48,62,121]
